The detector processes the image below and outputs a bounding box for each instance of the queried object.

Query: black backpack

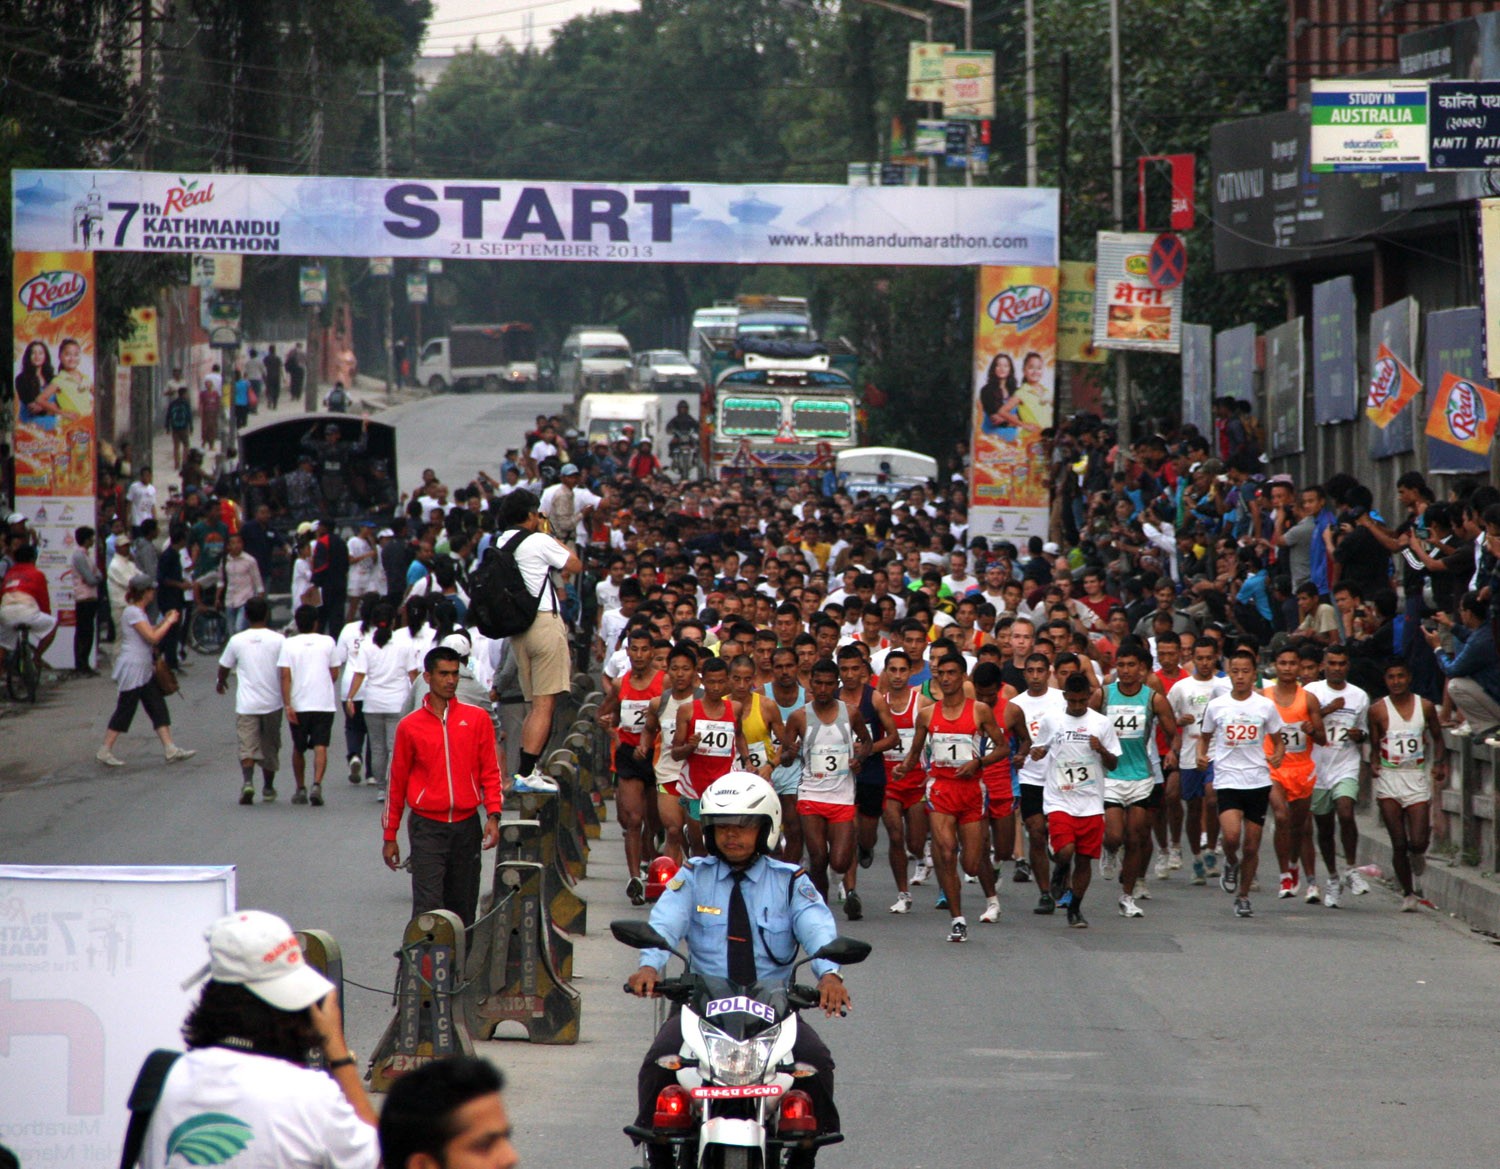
[468,529,549,638]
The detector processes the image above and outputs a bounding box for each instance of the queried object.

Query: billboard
[11,170,1059,269]
[12,251,98,666]
[1180,324,1213,438]
[1091,232,1181,354]
[1311,276,1358,423]
[1423,307,1490,473]
[1369,297,1420,459]
[969,266,1058,542]
[1264,317,1305,458]
[1310,80,1429,173]
[1057,261,1104,364]
[1215,323,1257,404]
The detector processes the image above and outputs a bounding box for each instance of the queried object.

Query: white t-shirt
[126,480,157,527]
[1168,675,1232,761]
[346,535,380,596]
[1010,688,1066,786]
[141,1047,378,1169]
[1306,679,1369,786]
[504,528,571,613]
[1040,707,1120,817]
[530,438,558,462]
[333,620,368,699]
[351,636,415,714]
[598,607,632,653]
[604,645,631,680]
[276,632,338,712]
[540,482,602,542]
[943,573,979,596]
[218,627,286,715]
[1199,691,1284,790]
[596,577,623,615]
[390,624,434,675]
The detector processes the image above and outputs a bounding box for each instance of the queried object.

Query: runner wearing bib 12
[1305,645,1370,905]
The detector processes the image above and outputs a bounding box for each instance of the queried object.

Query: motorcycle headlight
[702,1024,780,1087]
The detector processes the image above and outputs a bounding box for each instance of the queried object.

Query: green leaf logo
[165,1114,255,1166]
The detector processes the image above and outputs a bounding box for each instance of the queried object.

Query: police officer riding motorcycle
[619,774,869,1169]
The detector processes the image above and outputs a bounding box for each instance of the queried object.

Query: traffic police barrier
[294,929,344,1072]
[549,747,603,840]
[369,909,474,1090]
[516,788,589,881]
[463,860,581,1045]
[496,818,587,936]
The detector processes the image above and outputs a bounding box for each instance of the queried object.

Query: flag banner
[1424,371,1500,456]
[1365,342,1421,429]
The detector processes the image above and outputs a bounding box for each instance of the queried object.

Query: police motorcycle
[614,916,868,1169]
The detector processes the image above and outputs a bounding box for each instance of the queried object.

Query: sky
[421,0,641,55]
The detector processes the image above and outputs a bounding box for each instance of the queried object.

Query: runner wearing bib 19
[895,652,1006,942]
[1304,643,1370,907]
[1367,660,1449,913]
[1261,646,1325,902]
[597,627,665,904]
[872,649,933,914]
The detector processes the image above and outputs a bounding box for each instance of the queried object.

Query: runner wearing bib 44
[1099,645,1177,919]
[894,652,1007,942]
[597,627,665,905]
[872,649,934,914]
[779,659,874,903]
[1368,660,1449,912]
[1262,647,1326,902]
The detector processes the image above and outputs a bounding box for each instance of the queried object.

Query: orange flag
[1425,372,1500,456]
[1365,343,1422,429]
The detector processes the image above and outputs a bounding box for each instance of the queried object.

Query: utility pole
[129,0,157,481]
[846,0,937,186]
[1110,0,1130,468]
[360,59,404,401]
[1024,0,1036,187]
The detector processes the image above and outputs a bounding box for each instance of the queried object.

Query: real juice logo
[986,284,1052,333]
[17,269,87,319]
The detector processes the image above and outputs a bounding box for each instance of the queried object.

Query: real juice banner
[969,264,1058,541]
[13,251,98,499]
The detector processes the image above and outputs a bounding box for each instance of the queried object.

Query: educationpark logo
[17,269,87,319]
[986,284,1052,333]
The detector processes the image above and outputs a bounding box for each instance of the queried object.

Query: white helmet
[700,772,782,858]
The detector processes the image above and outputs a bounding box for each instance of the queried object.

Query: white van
[558,326,633,399]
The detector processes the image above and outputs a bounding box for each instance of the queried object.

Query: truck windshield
[502,330,537,363]
[583,345,631,361]
[720,397,782,436]
[791,399,851,438]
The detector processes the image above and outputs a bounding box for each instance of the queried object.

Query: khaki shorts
[512,611,571,701]
[236,711,283,771]
[1374,767,1430,808]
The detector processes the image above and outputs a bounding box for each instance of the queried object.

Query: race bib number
[1384,732,1424,766]
[1057,759,1096,791]
[893,726,916,755]
[620,699,650,733]
[1224,722,1260,745]
[1108,704,1146,740]
[809,744,850,782]
[931,732,976,765]
[696,720,735,757]
[1283,724,1307,752]
[745,742,768,770]
[1328,722,1358,745]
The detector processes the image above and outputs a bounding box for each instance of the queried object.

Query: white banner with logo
[0,866,236,1169]
[12,170,1059,268]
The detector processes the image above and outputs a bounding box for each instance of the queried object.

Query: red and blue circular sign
[1148,233,1187,290]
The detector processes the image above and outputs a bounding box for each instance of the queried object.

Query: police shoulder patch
[797,877,819,902]
[667,874,687,891]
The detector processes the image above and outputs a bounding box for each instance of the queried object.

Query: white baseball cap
[440,632,473,657]
[376,528,395,539]
[199,910,334,1012]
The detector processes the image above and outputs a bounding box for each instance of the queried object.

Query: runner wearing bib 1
[926,698,984,825]
[1375,694,1431,807]
[616,669,664,783]
[884,689,927,809]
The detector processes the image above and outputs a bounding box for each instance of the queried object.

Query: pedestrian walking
[313,517,349,633]
[106,537,135,645]
[333,594,379,785]
[263,344,283,410]
[243,348,265,411]
[126,466,157,529]
[133,910,378,1169]
[277,603,339,806]
[155,523,190,669]
[345,600,408,797]
[232,371,252,430]
[69,525,103,674]
[97,573,195,767]
[216,531,265,633]
[378,1057,518,1169]
[382,645,503,925]
[199,366,221,449]
[286,342,307,402]
[216,596,285,805]
[165,380,192,471]
[495,488,579,792]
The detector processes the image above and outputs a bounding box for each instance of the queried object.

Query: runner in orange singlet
[1263,646,1325,901]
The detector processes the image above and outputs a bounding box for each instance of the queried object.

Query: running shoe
[1278,873,1296,899]
[364,774,380,787]
[1168,846,1183,870]
[1100,848,1119,880]
[858,845,874,870]
[889,892,913,914]
[96,748,124,767]
[1233,897,1254,918]
[513,772,560,794]
[1323,883,1341,909]
[979,898,1001,923]
[1220,860,1239,894]
[910,859,932,886]
[1056,890,1074,909]
[1401,894,1420,913]
[835,883,847,903]
[1346,868,1371,896]
[935,891,948,910]
[1033,892,1056,915]
[1050,860,1071,903]
[947,918,969,943]
[1118,894,1144,918]
[1191,858,1207,886]
[165,746,196,763]
[1288,865,1302,896]
[1133,879,1151,901]
[1066,906,1088,928]
[1153,852,1170,880]
[626,877,646,907]
[963,871,977,884]
[1305,883,1321,904]
[261,784,277,803]
[845,890,863,921]
[1013,859,1033,883]
[239,784,254,806]
[348,755,363,785]
[309,783,324,807]
[1203,850,1219,876]
[292,788,309,805]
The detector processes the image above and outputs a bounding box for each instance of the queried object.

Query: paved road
[5,388,1498,1165]
[379,388,568,487]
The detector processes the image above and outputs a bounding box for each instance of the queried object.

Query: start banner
[969,266,1058,542]
[12,170,1059,269]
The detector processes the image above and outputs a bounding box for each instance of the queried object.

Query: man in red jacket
[382,645,503,925]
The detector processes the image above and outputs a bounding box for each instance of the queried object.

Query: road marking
[965,1048,1101,1060]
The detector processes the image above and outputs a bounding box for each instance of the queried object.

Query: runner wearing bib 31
[872,648,933,914]
[895,652,1006,942]
[1262,647,1325,902]
[1368,660,1449,912]
[598,627,665,904]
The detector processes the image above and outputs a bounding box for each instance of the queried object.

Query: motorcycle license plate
[691,1085,783,1100]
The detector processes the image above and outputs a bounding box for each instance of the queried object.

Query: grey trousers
[1448,676,1500,735]
[365,711,401,785]
[407,812,483,927]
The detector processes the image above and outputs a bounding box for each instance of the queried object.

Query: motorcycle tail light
[655,1085,693,1129]
[779,1089,816,1135]
[646,856,681,901]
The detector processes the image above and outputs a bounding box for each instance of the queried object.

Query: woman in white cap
[97,574,195,767]
[290,524,318,616]
[134,910,377,1169]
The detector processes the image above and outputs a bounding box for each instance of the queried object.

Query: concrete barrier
[369,909,474,1089]
[497,818,587,936]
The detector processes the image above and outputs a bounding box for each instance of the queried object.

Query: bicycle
[188,607,229,656]
[5,626,41,703]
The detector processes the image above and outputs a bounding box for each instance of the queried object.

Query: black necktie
[728,870,757,986]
